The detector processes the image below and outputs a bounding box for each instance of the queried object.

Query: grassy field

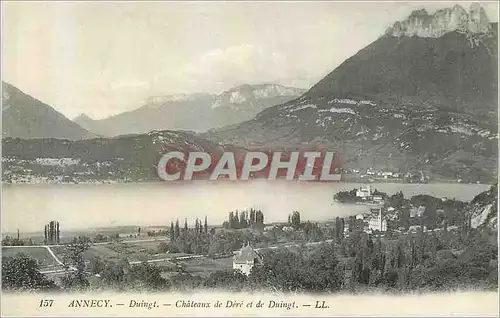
[49,240,188,264]
[175,257,233,277]
[3,238,235,279]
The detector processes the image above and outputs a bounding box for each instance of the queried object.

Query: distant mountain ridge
[2,82,95,140]
[74,84,306,136]
[212,84,305,109]
[2,130,229,183]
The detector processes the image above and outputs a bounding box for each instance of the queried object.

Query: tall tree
[49,221,55,244]
[61,237,91,290]
[334,217,341,240]
[234,212,240,229]
[174,219,180,239]
[348,216,355,233]
[204,216,208,234]
[56,222,60,244]
[228,212,235,229]
[239,211,247,228]
[255,210,264,227]
[390,191,405,208]
[170,222,175,242]
[291,211,301,229]
[399,204,410,231]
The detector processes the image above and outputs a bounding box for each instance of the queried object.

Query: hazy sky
[2,1,498,120]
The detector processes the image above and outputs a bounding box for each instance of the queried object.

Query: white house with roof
[264,225,277,232]
[233,243,264,276]
[410,206,426,218]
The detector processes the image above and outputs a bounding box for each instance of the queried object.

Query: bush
[2,254,58,291]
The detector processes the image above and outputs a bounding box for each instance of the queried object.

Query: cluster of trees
[93,233,121,243]
[333,189,359,203]
[339,226,497,291]
[302,222,325,242]
[169,217,208,242]
[391,192,468,231]
[2,254,58,291]
[2,229,32,246]
[222,209,264,230]
[146,229,168,237]
[207,230,270,257]
[44,221,60,245]
[166,217,211,255]
[198,225,497,293]
[287,211,301,229]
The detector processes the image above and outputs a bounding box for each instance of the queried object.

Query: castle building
[356,185,372,199]
[367,208,387,232]
[233,243,264,276]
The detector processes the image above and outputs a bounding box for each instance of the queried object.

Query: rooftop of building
[233,243,264,264]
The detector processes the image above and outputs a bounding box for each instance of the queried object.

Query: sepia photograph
[1,1,499,316]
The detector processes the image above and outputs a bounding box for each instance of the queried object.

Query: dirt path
[44,246,64,266]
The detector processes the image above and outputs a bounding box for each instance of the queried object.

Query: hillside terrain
[2,82,95,140]
[469,183,498,230]
[2,131,227,183]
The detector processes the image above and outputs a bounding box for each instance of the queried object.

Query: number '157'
[39,300,54,307]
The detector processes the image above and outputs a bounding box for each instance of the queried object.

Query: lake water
[1,181,491,233]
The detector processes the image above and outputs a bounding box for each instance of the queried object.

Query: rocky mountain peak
[468,2,491,33]
[385,3,491,38]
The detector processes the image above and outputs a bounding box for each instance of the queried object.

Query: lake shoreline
[2,182,492,233]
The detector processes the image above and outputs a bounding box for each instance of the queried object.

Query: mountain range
[74,84,306,136]
[2,3,498,184]
[204,3,498,183]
